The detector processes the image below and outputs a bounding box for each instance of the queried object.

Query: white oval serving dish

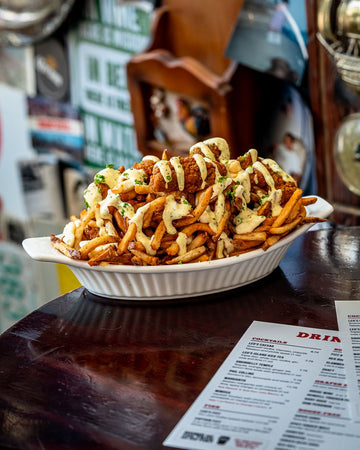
[22,196,333,300]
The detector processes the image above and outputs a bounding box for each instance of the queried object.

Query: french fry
[81,205,96,226]
[233,231,267,242]
[271,188,303,228]
[166,246,207,264]
[188,232,208,251]
[142,196,166,228]
[151,220,166,250]
[166,241,180,256]
[135,184,153,195]
[302,216,327,223]
[233,239,264,252]
[73,222,85,250]
[213,200,231,241]
[257,200,271,217]
[129,248,159,265]
[190,254,210,263]
[88,245,132,266]
[117,222,137,254]
[113,210,127,234]
[50,234,81,259]
[262,234,284,251]
[269,217,302,235]
[80,235,120,259]
[216,240,225,259]
[302,196,318,206]
[181,223,215,237]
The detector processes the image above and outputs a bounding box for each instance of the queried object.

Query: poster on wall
[226,0,308,86]
[68,0,153,169]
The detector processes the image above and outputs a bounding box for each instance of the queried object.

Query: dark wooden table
[0,227,359,449]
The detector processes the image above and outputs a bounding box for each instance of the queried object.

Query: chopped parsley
[94,174,105,185]
[120,202,130,217]
[260,194,269,205]
[106,164,114,169]
[225,187,236,203]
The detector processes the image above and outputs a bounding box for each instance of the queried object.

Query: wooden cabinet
[126,0,258,160]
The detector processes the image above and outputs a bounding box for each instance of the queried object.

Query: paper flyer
[335,300,360,422]
[163,321,360,450]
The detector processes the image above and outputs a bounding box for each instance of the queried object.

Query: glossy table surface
[0,227,359,449]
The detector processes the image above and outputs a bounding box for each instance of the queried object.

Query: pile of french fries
[50,138,326,266]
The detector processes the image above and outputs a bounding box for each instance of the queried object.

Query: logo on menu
[181,431,214,443]
[217,435,230,445]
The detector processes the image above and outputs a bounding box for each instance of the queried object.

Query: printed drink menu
[335,300,360,422]
[163,321,360,450]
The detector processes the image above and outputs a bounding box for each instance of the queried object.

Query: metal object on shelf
[318,0,360,196]
[317,0,360,94]
[0,0,75,46]
[334,113,360,196]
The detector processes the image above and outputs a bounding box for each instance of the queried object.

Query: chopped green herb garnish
[106,164,114,169]
[94,174,105,185]
[225,187,236,203]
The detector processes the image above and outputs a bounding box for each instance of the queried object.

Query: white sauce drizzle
[130,203,156,256]
[170,156,185,191]
[154,160,173,189]
[117,168,147,192]
[62,221,76,246]
[163,195,192,235]
[176,232,188,256]
[142,155,160,163]
[203,137,230,163]
[190,142,216,161]
[262,158,296,183]
[192,153,208,189]
[253,161,276,191]
[84,182,103,209]
[234,204,266,234]
[248,148,258,164]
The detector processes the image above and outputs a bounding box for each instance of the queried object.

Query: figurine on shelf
[176,97,210,138]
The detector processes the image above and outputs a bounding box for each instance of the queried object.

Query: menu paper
[335,300,360,422]
[163,321,360,450]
